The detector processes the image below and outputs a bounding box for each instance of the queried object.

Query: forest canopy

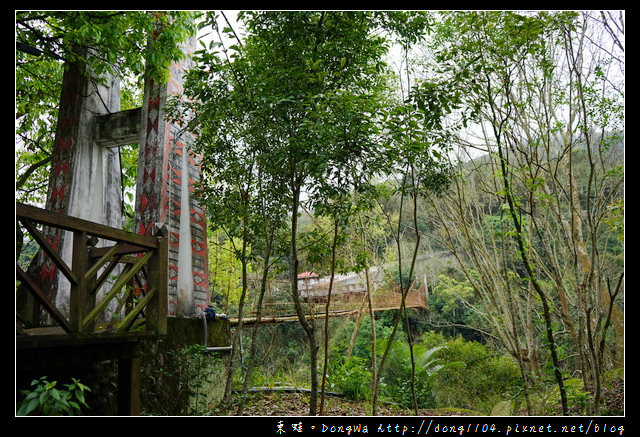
[16,10,624,416]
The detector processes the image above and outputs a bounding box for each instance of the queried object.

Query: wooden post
[69,230,89,333]
[146,232,168,336]
[117,355,141,416]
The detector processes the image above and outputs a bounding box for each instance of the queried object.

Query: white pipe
[200,312,232,353]
[204,346,233,352]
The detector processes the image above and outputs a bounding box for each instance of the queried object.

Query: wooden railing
[230,276,427,324]
[16,203,167,337]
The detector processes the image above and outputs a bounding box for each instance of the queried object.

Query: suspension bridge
[227,269,428,326]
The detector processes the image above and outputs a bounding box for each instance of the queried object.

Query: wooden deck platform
[16,203,168,415]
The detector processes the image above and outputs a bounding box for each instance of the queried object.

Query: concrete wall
[38,35,210,319]
[140,317,231,415]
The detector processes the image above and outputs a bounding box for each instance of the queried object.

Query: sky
[197,11,243,53]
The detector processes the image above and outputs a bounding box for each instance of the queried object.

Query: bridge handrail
[16,202,167,337]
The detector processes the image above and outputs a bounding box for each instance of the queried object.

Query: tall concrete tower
[32,27,209,320]
[134,36,209,317]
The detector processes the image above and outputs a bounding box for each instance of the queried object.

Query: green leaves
[16,11,199,206]
[184,11,407,221]
[377,339,452,409]
[327,356,372,401]
[17,11,198,81]
[17,376,91,416]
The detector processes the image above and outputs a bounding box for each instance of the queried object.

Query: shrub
[420,332,522,413]
[378,339,454,409]
[327,356,372,401]
[17,376,91,416]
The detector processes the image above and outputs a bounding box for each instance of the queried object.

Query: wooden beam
[17,203,159,250]
[88,243,149,259]
[88,254,123,297]
[85,242,124,285]
[19,217,78,286]
[116,288,155,333]
[16,266,72,333]
[70,230,90,333]
[81,251,153,330]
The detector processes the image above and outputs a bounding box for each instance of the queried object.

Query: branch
[16,41,67,62]
[221,11,243,48]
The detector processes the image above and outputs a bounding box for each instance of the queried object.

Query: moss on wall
[139,316,231,415]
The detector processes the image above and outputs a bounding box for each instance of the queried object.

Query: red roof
[297,271,318,279]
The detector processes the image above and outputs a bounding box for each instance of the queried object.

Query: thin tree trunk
[405,170,421,415]
[320,219,339,415]
[223,220,249,404]
[346,300,368,360]
[372,169,420,415]
[365,266,378,416]
[290,179,318,416]
[495,139,568,415]
[236,235,273,415]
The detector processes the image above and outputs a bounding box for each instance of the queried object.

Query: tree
[371,101,454,414]
[239,12,393,416]
[16,11,198,207]
[178,11,434,415]
[170,13,292,405]
[424,11,624,414]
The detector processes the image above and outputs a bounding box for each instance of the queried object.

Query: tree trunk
[223,221,249,404]
[236,235,273,416]
[320,220,339,415]
[365,266,378,416]
[495,141,568,415]
[290,179,318,416]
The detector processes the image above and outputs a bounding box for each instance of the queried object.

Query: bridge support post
[135,32,209,317]
[118,354,141,416]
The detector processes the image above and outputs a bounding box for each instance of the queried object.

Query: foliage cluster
[15,10,623,416]
[17,376,91,416]
[327,356,372,401]
[419,332,521,413]
[324,322,522,414]
[143,344,225,416]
